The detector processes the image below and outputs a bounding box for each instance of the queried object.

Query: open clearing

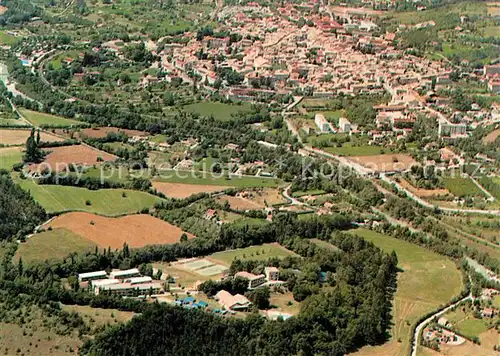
[47,212,194,249]
[324,144,386,156]
[399,178,450,198]
[152,181,230,199]
[350,228,463,356]
[0,128,64,145]
[0,118,28,126]
[216,194,264,210]
[17,179,162,215]
[15,228,97,263]
[19,109,85,127]
[0,146,23,170]
[483,128,499,143]
[28,144,117,172]
[348,154,417,173]
[61,304,135,328]
[243,188,287,206]
[76,126,148,139]
[209,243,297,266]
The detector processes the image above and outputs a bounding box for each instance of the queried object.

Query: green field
[155,170,282,188]
[0,31,22,45]
[0,118,28,126]
[19,109,85,127]
[183,102,252,121]
[209,243,297,266]
[443,177,486,198]
[15,228,97,264]
[17,178,162,215]
[494,295,500,309]
[444,307,489,340]
[324,144,385,156]
[0,148,23,170]
[350,228,463,356]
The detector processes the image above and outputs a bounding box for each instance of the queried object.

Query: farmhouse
[338,117,352,133]
[215,290,252,310]
[78,270,107,282]
[235,271,266,289]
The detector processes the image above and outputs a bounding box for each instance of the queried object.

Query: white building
[78,270,107,282]
[110,268,141,280]
[338,117,352,133]
[315,113,333,133]
[215,290,252,310]
[264,267,279,281]
[438,119,467,137]
[235,271,266,289]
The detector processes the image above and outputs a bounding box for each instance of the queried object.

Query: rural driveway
[411,293,472,356]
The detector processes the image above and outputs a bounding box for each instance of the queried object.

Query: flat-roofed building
[91,279,120,294]
[264,267,279,281]
[125,276,153,285]
[338,117,352,133]
[78,270,107,282]
[97,282,162,297]
[315,113,333,133]
[215,290,252,310]
[235,271,266,289]
[438,120,467,137]
[110,268,141,280]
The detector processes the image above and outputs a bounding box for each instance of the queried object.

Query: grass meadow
[350,228,463,356]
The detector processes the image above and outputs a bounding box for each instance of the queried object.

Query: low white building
[315,113,333,133]
[338,117,352,133]
[78,270,107,282]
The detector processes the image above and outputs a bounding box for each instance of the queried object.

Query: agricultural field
[154,170,282,188]
[76,126,148,139]
[46,212,194,249]
[398,178,450,198]
[209,243,297,266]
[182,102,252,121]
[244,188,287,206]
[152,181,230,199]
[0,128,64,146]
[28,144,117,172]
[0,30,22,45]
[19,109,85,127]
[443,177,486,198]
[482,128,499,144]
[0,118,27,126]
[478,176,500,200]
[15,228,97,264]
[348,154,418,173]
[0,146,23,170]
[324,144,387,156]
[351,228,463,356]
[16,178,162,215]
[269,292,301,315]
[216,194,264,210]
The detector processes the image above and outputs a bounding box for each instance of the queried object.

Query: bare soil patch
[152,181,230,199]
[216,194,263,210]
[78,127,148,139]
[243,189,286,206]
[348,154,417,173]
[0,129,63,146]
[0,6,8,15]
[47,212,194,249]
[483,128,500,144]
[399,178,451,198]
[29,144,117,172]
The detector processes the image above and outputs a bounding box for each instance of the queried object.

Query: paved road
[282,185,303,206]
[411,293,472,356]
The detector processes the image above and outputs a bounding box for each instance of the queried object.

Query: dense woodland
[0,171,46,240]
